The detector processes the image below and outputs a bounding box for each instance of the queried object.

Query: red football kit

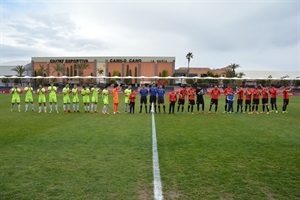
[261,88,269,99]
[129,93,136,102]
[252,88,260,99]
[224,87,233,96]
[245,89,252,101]
[269,87,277,98]
[283,89,289,100]
[178,89,187,100]
[188,89,195,100]
[237,88,244,100]
[169,92,177,102]
[210,88,221,99]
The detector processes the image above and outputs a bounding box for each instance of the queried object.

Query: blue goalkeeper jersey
[140,88,148,97]
[149,87,157,96]
[157,88,165,97]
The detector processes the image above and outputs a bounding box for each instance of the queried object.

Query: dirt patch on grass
[164,189,184,200]
[137,188,152,200]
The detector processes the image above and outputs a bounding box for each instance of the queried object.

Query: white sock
[91,103,94,111]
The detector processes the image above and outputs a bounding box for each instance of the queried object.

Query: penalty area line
[151,103,163,200]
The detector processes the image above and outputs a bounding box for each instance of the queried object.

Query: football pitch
[0,94,299,200]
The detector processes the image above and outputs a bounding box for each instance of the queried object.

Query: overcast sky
[0,0,299,72]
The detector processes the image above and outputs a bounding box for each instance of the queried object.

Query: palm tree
[75,63,90,76]
[36,64,50,77]
[227,63,240,74]
[53,63,66,76]
[237,72,245,78]
[186,52,193,77]
[75,63,90,84]
[11,65,26,77]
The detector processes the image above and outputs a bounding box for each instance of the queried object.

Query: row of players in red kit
[208,85,292,114]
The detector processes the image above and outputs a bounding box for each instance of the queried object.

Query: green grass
[0,94,299,199]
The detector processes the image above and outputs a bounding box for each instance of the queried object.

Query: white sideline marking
[151,103,163,200]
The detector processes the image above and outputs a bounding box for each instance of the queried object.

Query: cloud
[0,0,299,72]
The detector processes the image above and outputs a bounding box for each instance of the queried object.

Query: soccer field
[0,94,299,199]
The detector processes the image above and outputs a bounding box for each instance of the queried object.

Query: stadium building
[31,56,175,84]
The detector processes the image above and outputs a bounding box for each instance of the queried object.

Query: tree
[36,64,50,77]
[109,70,120,85]
[11,65,26,77]
[162,70,169,77]
[280,75,290,87]
[124,65,131,85]
[1,78,10,87]
[204,71,219,86]
[186,52,193,77]
[75,63,90,84]
[75,63,90,76]
[158,70,169,85]
[14,78,21,84]
[185,78,194,85]
[35,64,51,85]
[134,67,138,84]
[53,63,66,84]
[224,63,242,86]
[294,78,300,87]
[53,63,66,76]
[227,63,240,75]
[237,72,245,78]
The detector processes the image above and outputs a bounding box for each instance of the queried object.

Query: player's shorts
[150,95,157,103]
[38,96,46,103]
[72,96,79,103]
[11,97,21,104]
[63,97,71,104]
[140,96,147,104]
[178,99,185,105]
[91,96,98,103]
[25,96,33,103]
[83,96,90,104]
[113,97,119,104]
[252,98,259,105]
[237,99,243,105]
[188,100,195,105]
[262,98,268,104]
[103,98,109,105]
[157,96,164,104]
[210,99,218,105]
[125,97,130,104]
[49,95,57,103]
[283,99,289,105]
[245,100,251,105]
[197,98,204,104]
[270,98,277,104]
